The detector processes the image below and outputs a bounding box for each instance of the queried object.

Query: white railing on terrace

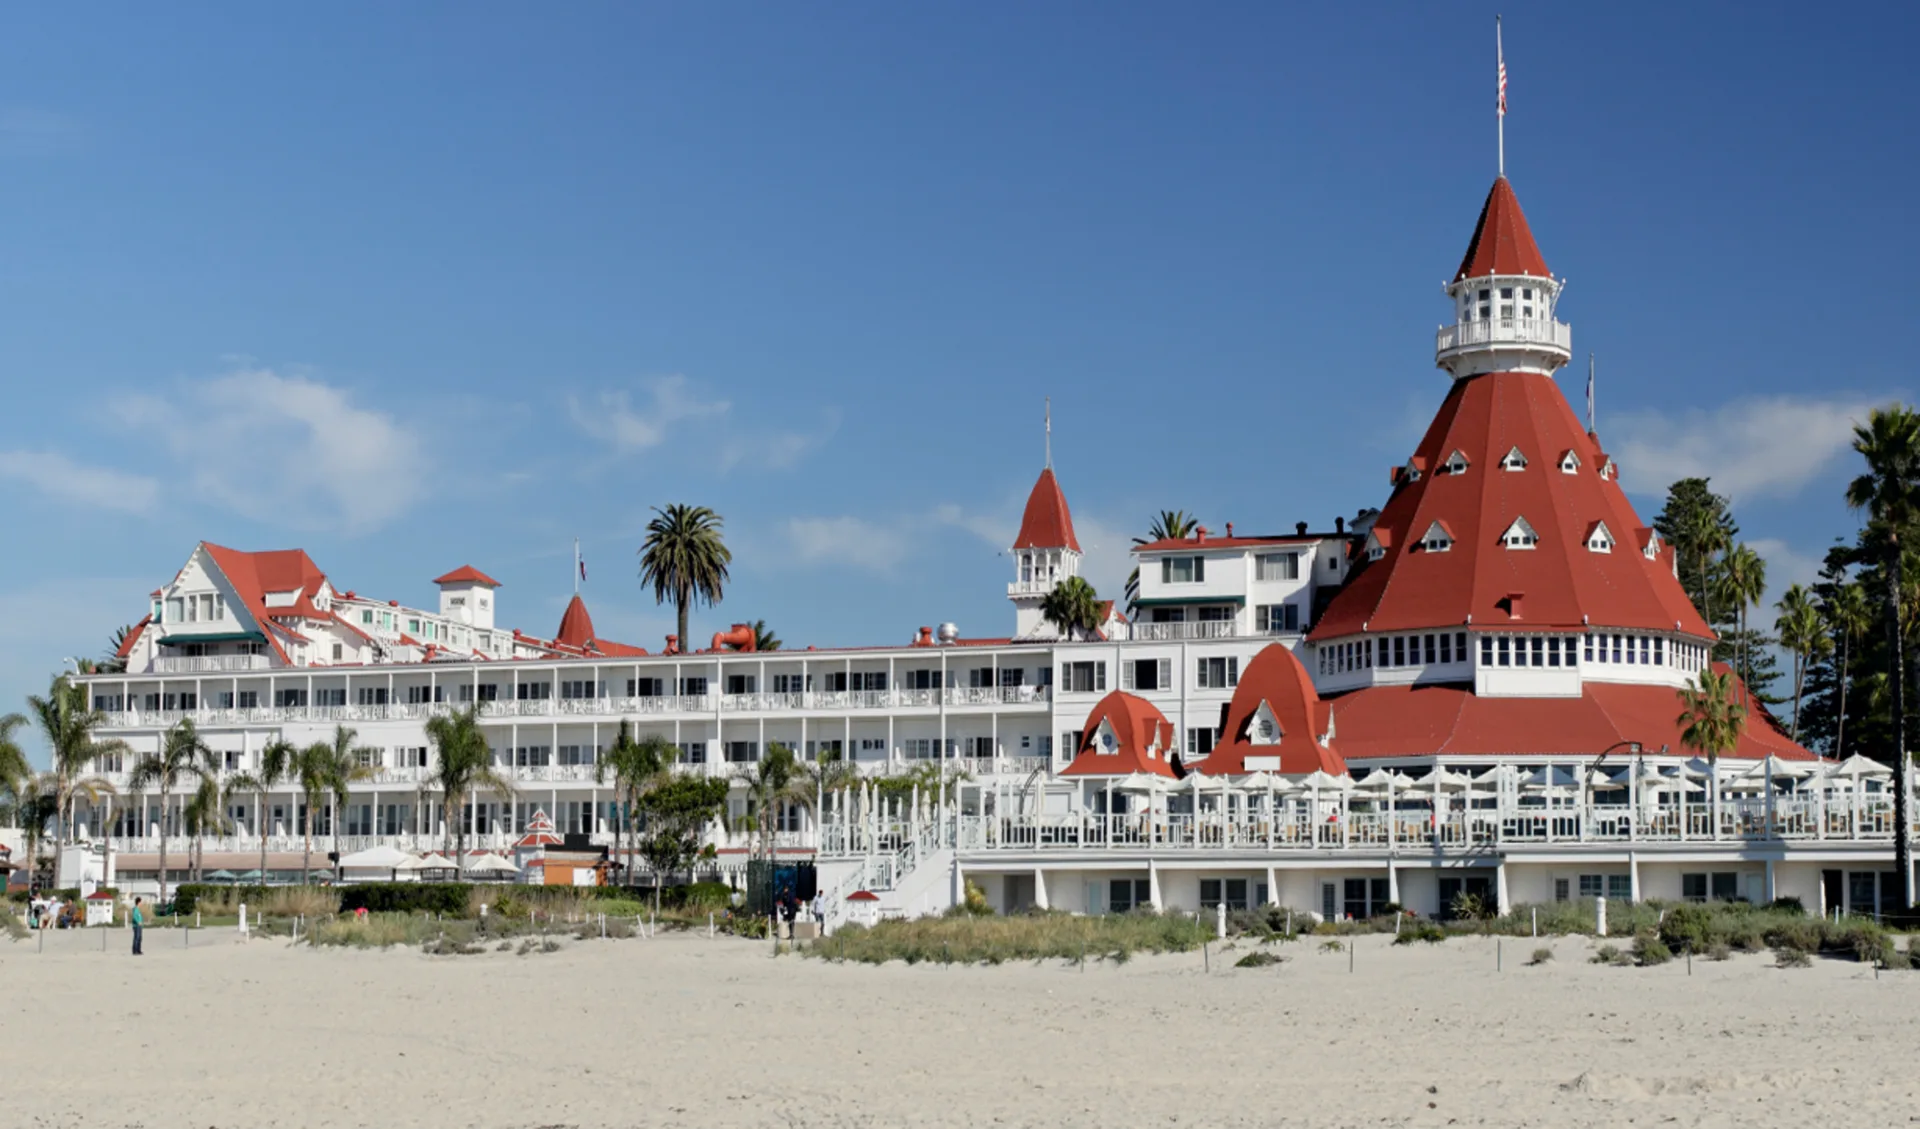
[1130,621,1239,642]
[1007,579,1058,597]
[153,654,273,674]
[1435,316,1571,358]
[823,791,1916,857]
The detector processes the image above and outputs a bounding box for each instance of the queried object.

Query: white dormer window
[1501,446,1528,471]
[1420,520,1453,553]
[1364,529,1391,562]
[1501,517,1539,550]
[1094,719,1119,756]
[1644,530,1662,561]
[1403,459,1422,483]
[1587,522,1614,554]
[1559,450,1581,474]
[1599,457,1617,482]
[1250,702,1281,745]
[1441,450,1470,475]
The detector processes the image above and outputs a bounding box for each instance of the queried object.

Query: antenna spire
[1586,353,1597,436]
[573,537,581,596]
[1044,397,1052,469]
[1496,16,1508,177]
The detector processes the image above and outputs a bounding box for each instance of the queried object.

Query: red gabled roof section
[1454,176,1550,281]
[1310,371,1711,640]
[1012,468,1080,552]
[115,615,152,661]
[1199,645,1347,777]
[199,543,331,664]
[1329,676,1813,762]
[1061,691,1177,778]
[434,565,502,588]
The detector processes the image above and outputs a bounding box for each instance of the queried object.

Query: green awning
[158,631,265,645]
[1130,596,1245,609]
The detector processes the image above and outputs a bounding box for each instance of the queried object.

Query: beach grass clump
[309,912,465,949]
[1706,940,1732,961]
[1630,931,1673,966]
[1318,938,1345,954]
[1591,943,1624,965]
[1774,946,1812,969]
[809,910,1212,966]
[1235,950,1285,968]
[1529,946,1553,965]
[3,912,26,942]
[188,886,339,919]
[1393,922,1447,945]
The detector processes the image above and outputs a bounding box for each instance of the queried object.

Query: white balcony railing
[1435,316,1571,359]
[1130,621,1239,642]
[152,654,273,674]
[1006,579,1057,598]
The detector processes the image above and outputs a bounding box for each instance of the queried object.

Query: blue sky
[2,3,1915,757]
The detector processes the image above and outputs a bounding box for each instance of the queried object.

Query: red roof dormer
[1454,176,1550,281]
[1012,467,1080,552]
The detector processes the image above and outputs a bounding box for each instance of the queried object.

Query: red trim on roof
[1454,176,1550,281]
[1012,468,1080,552]
[434,565,502,588]
[115,615,152,661]
[1133,534,1325,552]
[1061,691,1178,778]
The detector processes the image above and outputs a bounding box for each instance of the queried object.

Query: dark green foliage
[339,883,471,916]
[1393,922,1447,945]
[171,884,264,915]
[1631,931,1673,966]
[1235,950,1285,968]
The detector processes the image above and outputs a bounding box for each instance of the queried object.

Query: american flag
[1497,25,1508,117]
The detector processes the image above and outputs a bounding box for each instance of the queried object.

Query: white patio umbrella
[462,853,520,878]
[1740,754,1817,781]
[337,844,413,870]
[1828,754,1892,780]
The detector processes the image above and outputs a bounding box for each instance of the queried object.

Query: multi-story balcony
[152,654,273,674]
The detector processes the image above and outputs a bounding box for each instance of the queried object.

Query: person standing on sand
[130,897,145,955]
[811,890,824,929]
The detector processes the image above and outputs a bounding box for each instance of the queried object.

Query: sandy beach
[7,926,1917,1128]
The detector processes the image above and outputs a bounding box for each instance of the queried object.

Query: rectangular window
[1710,872,1739,902]
[1578,875,1604,899]
[1423,634,1436,664]
[628,677,665,697]
[678,677,709,696]
[1186,726,1217,756]
[905,669,944,690]
[559,680,600,700]
[355,687,389,706]
[1585,635,1595,663]
[1123,658,1170,692]
[1530,637,1544,667]
[772,673,811,694]
[1000,667,1027,688]
[1196,656,1239,689]
[1256,552,1299,582]
[1607,875,1633,901]
[1655,638,1665,666]
[236,690,258,709]
[679,741,706,765]
[1547,638,1561,667]
[1197,605,1232,623]
[1480,637,1492,666]
[725,741,758,763]
[1496,637,1510,667]
[725,674,756,695]
[1440,633,1453,664]
[515,681,552,701]
[1199,878,1250,912]
[1161,556,1205,584]
[1063,662,1107,693]
[1392,637,1405,667]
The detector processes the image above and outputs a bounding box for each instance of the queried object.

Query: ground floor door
[1437,875,1494,919]
[1004,875,1035,914]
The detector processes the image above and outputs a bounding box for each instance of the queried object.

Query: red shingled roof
[1061,691,1177,778]
[1199,645,1347,777]
[1329,675,1813,762]
[434,565,502,587]
[1012,468,1080,552]
[1454,176,1550,281]
[555,594,596,649]
[1310,370,1710,639]
[115,615,151,661]
[199,544,332,663]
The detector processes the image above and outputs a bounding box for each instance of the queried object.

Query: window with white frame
[1420,521,1453,552]
[1559,450,1580,474]
[1062,661,1107,693]
[1441,450,1470,475]
[1162,556,1205,584]
[1587,522,1614,553]
[1196,656,1239,689]
[1256,603,1299,633]
[1123,658,1171,692]
[1186,726,1217,756]
[1501,517,1539,549]
[1500,446,1528,470]
[1256,552,1299,581]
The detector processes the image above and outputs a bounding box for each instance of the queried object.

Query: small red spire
[555,594,596,649]
[1454,177,1550,281]
[1012,467,1080,552]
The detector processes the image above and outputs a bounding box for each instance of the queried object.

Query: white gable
[1501,516,1539,550]
[1500,446,1528,470]
[1441,449,1470,475]
[1420,521,1453,552]
[1587,521,1615,553]
[1249,701,1282,745]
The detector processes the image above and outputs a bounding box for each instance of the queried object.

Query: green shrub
[1631,931,1672,966]
[1236,950,1284,968]
[1393,922,1446,945]
[810,911,1210,965]
[1657,903,1714,952]
[339,883,471,916]
[1706,940,1732,961]
[1764,896,1805,914]
[1592,943,1623,965]
[1775,946,1812,969]
[1319,938,1345,954]
[1529,946,1553,965]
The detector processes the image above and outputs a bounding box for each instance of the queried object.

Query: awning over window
[1129,597,1246,609]
[158,631,265,645]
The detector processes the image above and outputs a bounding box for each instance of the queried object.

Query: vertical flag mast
[1587,353,1597,436]
[573,538,581,595]
[1496,16,1508,177]
[1044,397,1052,469]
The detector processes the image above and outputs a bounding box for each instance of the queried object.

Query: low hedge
[339,883,471,916]
[171,885,271,915]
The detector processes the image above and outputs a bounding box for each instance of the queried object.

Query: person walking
[130,897,145,956]
[811,890,825,930]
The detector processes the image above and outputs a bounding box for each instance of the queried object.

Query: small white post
[1215,900,1227,940]
[1531,906,1537,938]
[709,911,715,938]
[239,903,249,938]
[480,903,488,919]
[1594,896,1607,937]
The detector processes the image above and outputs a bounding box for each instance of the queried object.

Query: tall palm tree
[27,674,129,847]
[596,722,673,885]
[733,742,801,862]
[1676,669,1747,827]
[1825,582,1872,759]
[224,738,295,882]
[1125,511,1201,614]
[1041,576,1104,641]
[796,745,858,849]
[423,706,514,875]
[9,774,61,890]
[317,725,376,879]
[182,775,231,885]
[0,712,29,802]
[1717,542,1767,700]
[1847,403,1920,910]
[292,742,336,884]
[1774,584,1828,743]
[1682,504,1731,636]
[750,619,782,652]
[127,719,217,906]
[638,504,732,652]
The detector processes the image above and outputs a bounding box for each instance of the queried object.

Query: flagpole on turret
[1587,353,1597,437]
[573,538,581,596]
[1496,16,1507,178]
[1044,397,1052,469]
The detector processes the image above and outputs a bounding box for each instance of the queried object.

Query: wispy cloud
[114,366,429,534]
[1609,393,1884,501]
[568,375,730,454]
[719,410,841,473]
[0,450,157,514]
[783,516,913,573]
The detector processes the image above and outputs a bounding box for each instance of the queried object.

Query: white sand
[6,925,1917,1128]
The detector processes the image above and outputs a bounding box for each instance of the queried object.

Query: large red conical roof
[1454,177,1550,281]
[1012,467,1080,552]
[1311,371,1709,639]
[555,594,597,649]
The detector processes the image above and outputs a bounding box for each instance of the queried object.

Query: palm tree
[1041,576,1104,640]
[100,625,137,674]
[796,746,858,849]
[1825,582,1872,759]
[423,706,514,875]
[1847,403,1920,910]
[9,774,60,890]
[316,725,376,879]
[1717,542,1767,700]
[28,674,129,848]
[128,719,217,906]
[1774,584,1828,743]
[224,738,295,882]
[1682,504,1731,635]
[733,742,802,862]
[751,619,782,652]
[291,742,336,884]
[0,712,29,802]
[638,504,732,652]
[1125,510,1201,614]
[182,775,231,885]
[1676,669,1747,827]
[596,722,672,884]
